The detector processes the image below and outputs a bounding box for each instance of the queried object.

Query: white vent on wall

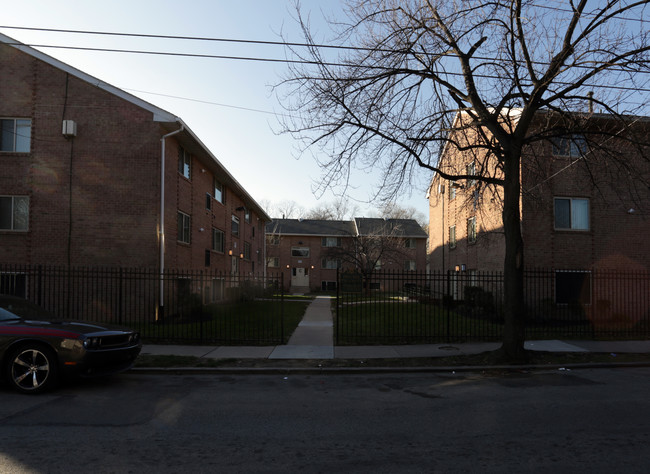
[62,120,77,137]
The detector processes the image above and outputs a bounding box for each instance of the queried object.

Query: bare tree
[279,0,650,360]
[324,220,411,293]
[267,200,305,219]
[373,203,427,230]
[304,197,360,220]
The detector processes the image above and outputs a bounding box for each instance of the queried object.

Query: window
[178,146,191,179]
[404,238,416,249]
[0,272,27,297]
[244,208,251,223]
[322,237,341,247]
[552,134,588,157]
[214,178,225,204]
[449,185,457,201]
[0,119,31,153]
[466,162,477,186]
[177,211,190,243]
[555,271,592,305]
[291,247,310,257]
[554,198,589,230]
[449,225,456,249]
[467,217,477,244]
[244,242,251,260]
[206,193,212,211]
[321,258,341,269]
[404,260,416,271]
[268,257,279,268]
[212,228,225,253]
[231,215,239,236]
[268,235,280,245]
[0,196,29,231]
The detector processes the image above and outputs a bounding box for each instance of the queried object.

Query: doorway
[291,267,309,287]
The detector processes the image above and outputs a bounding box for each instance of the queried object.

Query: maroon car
[0,295,141,394]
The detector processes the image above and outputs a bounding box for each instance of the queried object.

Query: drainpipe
[159,123,184,320]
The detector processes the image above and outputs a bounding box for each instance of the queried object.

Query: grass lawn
[335,299,645,344]
[336,300,503,344]
[134,300,310,345]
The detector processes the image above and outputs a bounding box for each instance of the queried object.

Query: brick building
[266,218,428,292]
[428,111,649,274]
[0,33,269,274]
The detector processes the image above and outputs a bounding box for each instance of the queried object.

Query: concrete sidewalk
[140,295,650,361]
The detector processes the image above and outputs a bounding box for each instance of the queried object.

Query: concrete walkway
[141,296,650,361]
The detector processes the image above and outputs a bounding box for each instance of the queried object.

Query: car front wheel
[6,345,58,394]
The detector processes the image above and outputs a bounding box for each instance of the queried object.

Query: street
[1,368,649,473]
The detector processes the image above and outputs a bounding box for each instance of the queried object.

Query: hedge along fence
[335,269,650,344]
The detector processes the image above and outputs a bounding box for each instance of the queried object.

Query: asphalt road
[1,368,649,473]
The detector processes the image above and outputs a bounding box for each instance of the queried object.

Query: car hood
[17,319,136,336]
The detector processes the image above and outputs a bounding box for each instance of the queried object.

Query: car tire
[5,344,59,394]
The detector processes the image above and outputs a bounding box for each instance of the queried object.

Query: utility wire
[6,41,649,95]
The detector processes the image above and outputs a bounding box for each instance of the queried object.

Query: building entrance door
[291,267,309,287]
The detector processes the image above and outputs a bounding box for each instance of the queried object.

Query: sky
[0,0,432,220]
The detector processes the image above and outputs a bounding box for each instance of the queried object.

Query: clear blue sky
[1,0,432,220]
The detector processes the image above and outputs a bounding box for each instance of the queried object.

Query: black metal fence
[0,264,286,345]
[335,269,650,344]
[2,264,649,345]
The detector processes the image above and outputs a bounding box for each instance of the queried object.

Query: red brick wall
[0,44,266,271]
[429,116,650,272]
[267,233,427,291]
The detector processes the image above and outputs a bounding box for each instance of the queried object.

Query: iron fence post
[280,272,285,343]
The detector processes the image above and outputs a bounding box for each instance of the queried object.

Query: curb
[129,360,650,376]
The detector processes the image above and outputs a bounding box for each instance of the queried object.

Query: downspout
[159,123,184,320]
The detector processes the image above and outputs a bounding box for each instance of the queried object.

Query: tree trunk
[500,154,527,361]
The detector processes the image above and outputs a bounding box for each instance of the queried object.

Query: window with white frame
[552,134,588,157]
[231,215,240,236]
[178,146,191,179]
[321,258,341,269]
[291,247,310,257]
[267,257,280,268]
[177,211,190,243]
[466,162,477,186]
[321,237,341,247]
[467,217,477,244]
[0,196,29,231]
[212,228,225,253]
[404,260,416,271]
[449,225,457,249]
[0,119,31,153]
[214,178,225,204]
[554,198,589,230]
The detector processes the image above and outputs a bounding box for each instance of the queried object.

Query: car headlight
[83,337,101,349]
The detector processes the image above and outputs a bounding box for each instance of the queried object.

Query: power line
[7,40,648,95]
[2,24,649,75]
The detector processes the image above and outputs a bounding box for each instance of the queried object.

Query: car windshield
[0,307,22,321]
[0,297,51,320]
